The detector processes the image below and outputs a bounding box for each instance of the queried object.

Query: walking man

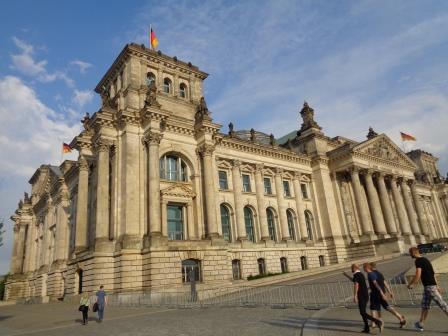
[96,285,107,322]
[407,247,448,331]
[352,263,383,333]
[364,262,406,328]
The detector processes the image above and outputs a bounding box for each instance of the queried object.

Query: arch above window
[220,204,232,242]
[160,154,188,182]
[304,210,314,241]
[286,209,296,241]
[179,82,187,98]
[163,77,172,93]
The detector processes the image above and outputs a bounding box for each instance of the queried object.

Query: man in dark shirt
[408,247,448,331]
[364,262,406,328]
[351,263,383,333]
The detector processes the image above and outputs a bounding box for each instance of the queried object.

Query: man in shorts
[407,246,448,331]
[364,263,406,328]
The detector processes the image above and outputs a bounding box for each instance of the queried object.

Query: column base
[94,237,114,252]
[144,233,168,248]
[121,234,143,250]
[360,233,377,242]
[74,245,88,254]
[403,234,417,247]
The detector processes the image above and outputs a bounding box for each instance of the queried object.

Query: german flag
[150,27,158,50]
[62,143,72,153]
[400,132,416,142]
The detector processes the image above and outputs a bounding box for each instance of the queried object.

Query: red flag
[150,28,158,50]
[400,132,416,141]
[62,143,72,153]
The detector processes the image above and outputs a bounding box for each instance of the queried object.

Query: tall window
[286,210,296,240]
[301,183,308,199]
[160,155,187,182]
[220,204,231,242]
[266,208,276,241]
[163,77,172,93]
[146,72,155,86]
[319,255,325,267]
[179,83,187,98]
[280,257,288,273]
[305,210,314,240]
[300,256,308,270]
[257,258,266,275]
[264,177,272,194]
[167,204,184,240]
[242,174,252,192]
[232,259,241,280]
[182,259,201,283]
[218,170,229,190]
[283,180,291,197]
[244,206,255,242]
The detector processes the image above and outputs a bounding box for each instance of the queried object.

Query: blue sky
[1,0,448,274]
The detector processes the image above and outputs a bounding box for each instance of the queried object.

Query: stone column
[444,194,448,218]
[402,179,420,235]
[292,172,307,241]
[364,170,387,236]
[350,168,373,235]
[232,160,246,241]
[376,172,397,235]
[55,179,69,261]
[274,168,290,240]
[187,202,195,239]
[75,156,89,252]
[95,140,111,248]
[254,164,269,240]
[199,144,219,238]
[14,225,26,274]
[411,185,429,236]
[144,131,163,237]
[390,176,411,235]
[10,224,19,274]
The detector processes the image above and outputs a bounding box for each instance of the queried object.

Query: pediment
[353,134,416,168]
[161,183,196,198]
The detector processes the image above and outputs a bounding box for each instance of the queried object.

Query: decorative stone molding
[198,143,215,157]
[231,159,242,168]
[255,163,264,173]
[142,131,163,146]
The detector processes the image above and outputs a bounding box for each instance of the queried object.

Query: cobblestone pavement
[302,305,448,336]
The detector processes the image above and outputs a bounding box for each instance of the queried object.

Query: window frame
[163,77,172,94]
[244,206,255,242]
[232,259,242,280]
[257,258,266,275]
[181,259,201,283]
[160,155,188,182]
[286,210,296,240]
[300,256,308,270]
[220,204,231,242]
[179,82,187,98]
[242,174,252,193]
[266,208,276,241]
[300,183,309,199]
[264,177,273,195]
[280,257,288,273]
[167,204,184,241]
[283,180,291,197]
[218,170,229,190]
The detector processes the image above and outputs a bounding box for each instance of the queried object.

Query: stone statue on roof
[299,101,321,132]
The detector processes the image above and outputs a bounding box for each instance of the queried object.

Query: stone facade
[5,43,448,301]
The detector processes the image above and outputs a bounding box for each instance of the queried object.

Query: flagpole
[149,24,152,50]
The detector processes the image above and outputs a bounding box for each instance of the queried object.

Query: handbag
[93,302,98,312]
[78,305,83,312]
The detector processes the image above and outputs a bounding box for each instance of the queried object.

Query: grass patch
[247,271,288,281]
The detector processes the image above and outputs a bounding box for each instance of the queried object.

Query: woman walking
[79,292,90,325]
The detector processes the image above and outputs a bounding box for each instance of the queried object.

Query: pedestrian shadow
[0,315,12,322]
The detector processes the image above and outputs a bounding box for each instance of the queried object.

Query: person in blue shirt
[95,285,107,322]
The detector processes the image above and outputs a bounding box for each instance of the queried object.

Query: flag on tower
[400,132,416,141]
[150,27,158,50]
[62,143,73,153]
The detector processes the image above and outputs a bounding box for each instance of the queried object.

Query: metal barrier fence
[101,274,448,309]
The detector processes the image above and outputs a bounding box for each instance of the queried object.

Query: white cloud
[73,89,94,107]
[10,37,75,87]
[71,60,92,74]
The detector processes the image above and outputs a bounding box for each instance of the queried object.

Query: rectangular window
[283,180,291,197]
[264,177,272,194]
[218,170,229,190]
[242,174,251,192]
[167,204,184,240]
[301,183,308,199]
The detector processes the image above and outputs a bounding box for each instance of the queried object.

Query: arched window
[146,72,155,86]
[182,259,201,283]
[179,83,187,98]
[163,78,172,93]
[160,155,187,182]
[300,256,308,270]
[75,269,83,294]
[319,255,325,267]
[220,204,231,242]
[305,210,314,240]
[286,210,296,240]
[232,259,241,280]
[244,206,255,242]
[266,208,276,241]
[280,257,288,273]
[257,258,266,275]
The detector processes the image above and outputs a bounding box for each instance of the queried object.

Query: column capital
[94,138,113,153]
[255,163,264,173]
[198,143,215,157]
[142,130,163,145]
[231,159,242,168]
[362,168,374,176]
[275,167,284,176]
[348,166,361,175]
[293,171,302,180]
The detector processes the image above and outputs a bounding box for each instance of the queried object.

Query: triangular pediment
[161,183,196,198]
[353,134,416,168]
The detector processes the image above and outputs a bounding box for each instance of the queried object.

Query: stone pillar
[14,225,26,274]
[402,179,420,235]
[444,194,448,218]
[292,172,307,241]
[350,168,373,235]
[411,185,429,236]
[95,140,111,249]
[10,224,19,274]
[55,179,69,261]
[144,131,163,237]
[254,164,269,240]
[199,144,219,238]
[274,168,290,240]
[390,176,411,235]
[376,173,397,235]
[75,156,89,252]
[232,160,246,241]
[187,202,195,239]
[364,170,387,236]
